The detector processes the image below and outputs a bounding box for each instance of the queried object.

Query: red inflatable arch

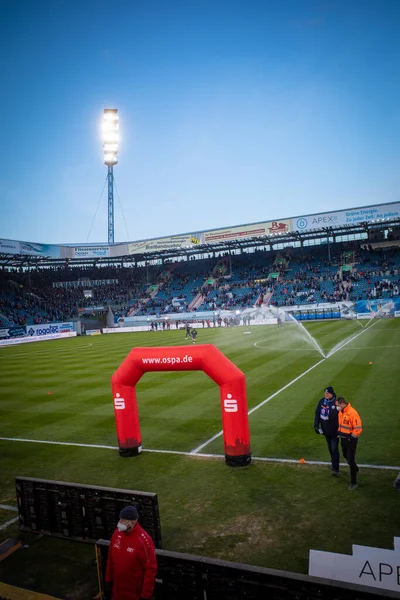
[111,344,251,466]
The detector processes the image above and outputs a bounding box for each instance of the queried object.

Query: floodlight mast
[103,108,119,244]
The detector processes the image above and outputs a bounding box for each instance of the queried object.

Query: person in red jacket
[105,505,157,600]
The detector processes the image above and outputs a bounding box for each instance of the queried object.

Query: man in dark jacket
[314,386,339,476]
[105,505,157,600]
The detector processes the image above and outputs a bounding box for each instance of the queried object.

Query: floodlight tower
[103,109,119,244]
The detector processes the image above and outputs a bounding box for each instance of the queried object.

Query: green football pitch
[0,319,399,596]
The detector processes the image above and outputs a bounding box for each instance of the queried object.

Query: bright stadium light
[103,108,119,166]
[102,108,119,243]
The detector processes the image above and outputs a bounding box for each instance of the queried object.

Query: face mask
[336,406,343,411]
[117,522,128,532]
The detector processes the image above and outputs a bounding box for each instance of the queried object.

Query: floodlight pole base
[225,453,252,467]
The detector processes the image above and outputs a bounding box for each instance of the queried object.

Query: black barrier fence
[15,477,162,548]
[95,539,398,600]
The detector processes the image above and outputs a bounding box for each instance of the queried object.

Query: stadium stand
[1,242,399,325]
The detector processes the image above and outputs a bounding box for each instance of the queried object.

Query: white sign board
[309,538,400,594]
[0,238,20,254]
[293,202,400,233]
[0,332,76,346]
[103,327,138,334]
[73,246,110,258]
[26,322,74,336]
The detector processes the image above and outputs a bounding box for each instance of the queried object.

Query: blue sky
[0,0,399,245]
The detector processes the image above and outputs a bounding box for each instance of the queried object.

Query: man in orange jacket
[105,505,157,600]
[336,397,362,491]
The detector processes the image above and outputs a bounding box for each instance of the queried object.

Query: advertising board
[293,202,400,233]
[0,331,76,346]
[73,246,110,258]
[103,327,137,334]
[128,232,203,254]
[0,239,20,254]
[26,322,74,337]
[0,326,27,339]
[19,242,61,257]
[309,537,400,594]
[204,220,292,244]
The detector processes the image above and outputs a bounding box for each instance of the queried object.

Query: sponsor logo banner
[19,242,61,257]
[73,246,110,258]
[356,313,372,320]
[128,232,203,255]
[0,239,20,254]
[110,243,129,257]
[53,279,117,289]
[293,202,400,232]
[395,311,400,318]
[26,322,74,337]
[0,326,27,339]
[0,331,76,346]
[86,329,102,336]
[204,220,292,244]
[103,327,138,333]
[309,538,400,593]
[77,306,105,314]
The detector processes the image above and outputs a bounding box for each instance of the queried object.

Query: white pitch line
[0,437,398,471]
[326,320,378,358]
[0,516,19,531]
[254,343,400,351]
[341,344,400,350]
[0,436,116,450]
[144,448,188,455]
[248,357,326,416]
[251,457,400,471]
[190,357,326,454]
[253,344,317,352]
[193,319,382,454]
[0,322,391,465]
[0,504,17,511]
[190,430,225,454]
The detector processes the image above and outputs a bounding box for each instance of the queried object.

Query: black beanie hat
[120,505,139,521]
[324,386,335,395]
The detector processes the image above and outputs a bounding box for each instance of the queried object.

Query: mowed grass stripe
[0,320,399,459]
[205,319,400,461]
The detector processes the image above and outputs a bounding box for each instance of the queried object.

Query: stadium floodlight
[103,109,119,166]
[102,108,119,244]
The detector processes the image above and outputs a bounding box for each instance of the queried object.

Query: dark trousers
[341,437,359,484]
[325,434,340,471]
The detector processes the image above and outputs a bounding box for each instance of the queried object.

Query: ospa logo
[28,325,59,336]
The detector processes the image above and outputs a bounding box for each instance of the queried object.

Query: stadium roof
[1,201,399,267]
